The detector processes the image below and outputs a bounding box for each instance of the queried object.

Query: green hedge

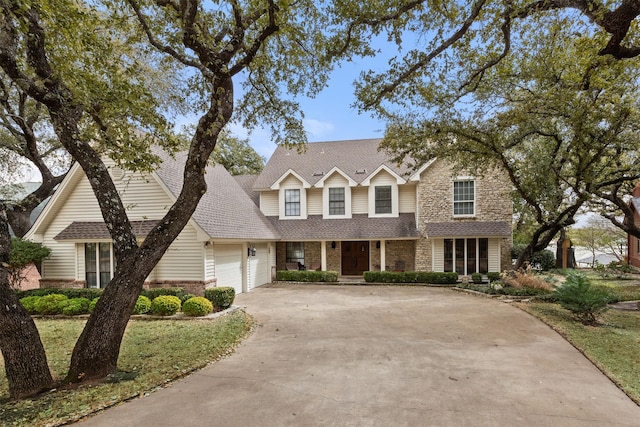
[150,295,182,316]
[17,287,104,300]
[363,271,458,284]
[132,295,152,315]
[60,298,91,315]
[205,287,236,311]
[141,287,186,301]
[275,270,339,282]
[34,294,69,315]
[182,296,214,317]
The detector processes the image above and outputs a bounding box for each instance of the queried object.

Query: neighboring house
[628,183,640,268]
[25,149,280,295]
[249,138,512,276]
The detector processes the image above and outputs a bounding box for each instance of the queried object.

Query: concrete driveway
[79,284,640,426]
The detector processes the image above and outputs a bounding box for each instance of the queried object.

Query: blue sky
[228,57,389,160]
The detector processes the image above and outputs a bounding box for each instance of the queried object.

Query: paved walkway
[78,284,640,426]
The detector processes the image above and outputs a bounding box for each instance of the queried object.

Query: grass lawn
[0,311,253,426]
[520,302,640,405]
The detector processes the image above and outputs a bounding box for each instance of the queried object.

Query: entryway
[341,241,369,275]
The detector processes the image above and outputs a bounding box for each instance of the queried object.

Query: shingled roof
[153,150,280,240]
[424,221,511,238]
[55,220,159,240]
[268,214,420,240]
[252,139,414,190]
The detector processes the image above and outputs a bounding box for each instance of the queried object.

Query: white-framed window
[453,180,475,216]
[443,238,488,275]
[85,242,115,288]
[285,189,301,216]
[375,185,392,214]
[328,187,345,215]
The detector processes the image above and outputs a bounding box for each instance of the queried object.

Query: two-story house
[249,138,512,276]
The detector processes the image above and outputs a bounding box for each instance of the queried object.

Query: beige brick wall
[385,240,416,271]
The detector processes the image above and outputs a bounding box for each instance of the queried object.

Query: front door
[341,241,370,275]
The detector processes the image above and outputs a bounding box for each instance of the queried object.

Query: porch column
[380,240,386,271]
[321,241,327,271]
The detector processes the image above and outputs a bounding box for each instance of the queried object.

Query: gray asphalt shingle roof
[253,139,413,189]
[153,150,280,240]
[268,214,420,240]
[424,221,511,238]
[55,220,158,240]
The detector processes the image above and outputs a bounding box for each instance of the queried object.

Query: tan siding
[260,191,279,216]
[370,170,396,186]
[352,187,368,214]
[325,174,348,187]
[307,188,322,215]
[489,238,501,272]
[153,225,204,281]
[399,184,416,213]
[204,244,215,281]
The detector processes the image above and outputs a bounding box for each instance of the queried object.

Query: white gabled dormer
[315,167,357,219]
[271,169,311,220]
[362,165,405,218]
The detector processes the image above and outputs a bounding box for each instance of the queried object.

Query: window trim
[453,179,476,217]
[84,242,115,289]
[443,238,489,275]
[328,187,346,216]
[279,183,307,219]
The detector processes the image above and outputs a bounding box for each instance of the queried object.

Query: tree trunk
[64,264,147,382]
[0,205,53,399]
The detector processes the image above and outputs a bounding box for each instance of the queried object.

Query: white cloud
[303,118,335,139]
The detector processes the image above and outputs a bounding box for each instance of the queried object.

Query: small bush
[180,293,197,304]
[132,295,152,315]
[19,295,41,314]
[594,261,633,279]
[89,297,100,313]
[275,270,339,282]
[60,298,91,316]
[34,294,69,315]
[142,287,186,301]
[150,295,182,316]
[555,272,614,325]
[471,273,483,284]
[487,272,501,281]
[182,297,214,317]
[205,287,236,311]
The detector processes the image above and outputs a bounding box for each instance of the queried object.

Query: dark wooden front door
[341,241,370,275]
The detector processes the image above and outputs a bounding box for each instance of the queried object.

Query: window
[375,186,392,214]
[443,238,488,275]
[454,180,475,216]
[286,242,304,265]
[329,187,345,215]
[285,189,300,216]
[85,242,114,288]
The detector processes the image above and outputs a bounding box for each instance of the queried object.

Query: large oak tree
[0,0,333,398]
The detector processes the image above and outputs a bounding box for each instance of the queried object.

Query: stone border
[29,305,241,320]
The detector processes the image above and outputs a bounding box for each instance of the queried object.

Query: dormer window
[375,186,392,214]
[329,188,345,215]
[285,189,301,216]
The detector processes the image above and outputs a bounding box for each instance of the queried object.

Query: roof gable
[253,138,415,189]
[314,167,358,188]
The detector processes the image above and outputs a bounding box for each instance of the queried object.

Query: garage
[248,242,270,291]
[214,244,243,294]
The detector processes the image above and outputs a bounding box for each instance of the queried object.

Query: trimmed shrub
[132,295,152,315]
[363,271,458,284]
[89,297,100,313]
[555,272,613,325]
[60,298,91,316]
[34,294,68,315]
[180,293,197,304]
[487,272,501,282]
[16,287,103,300]
[205,287,236,311]
[182,296,214,317]
[19,295,41,314]
[142,287,186,301]
[275,270,339,282]
[150,295,181,316]
[471,273,483,284]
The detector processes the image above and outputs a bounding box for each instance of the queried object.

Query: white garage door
[248,243,270,291]
[215,244,243,294]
